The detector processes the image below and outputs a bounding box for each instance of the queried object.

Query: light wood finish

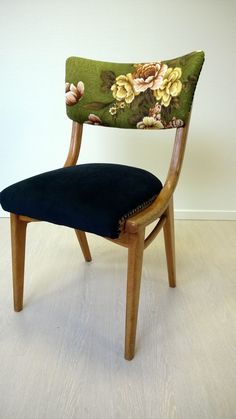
[125,229,145,360]
[64,121,83,167]
[106,232,130,248]
[9,117,191,359]
[163,197,176,288]
[19,215,38,223]
[10,213,28,311]
[144,216,166,249]
[75,229,92,262]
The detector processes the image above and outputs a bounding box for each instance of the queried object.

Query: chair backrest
[65,51,204,130]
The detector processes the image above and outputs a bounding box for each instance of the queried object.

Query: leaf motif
[188,74,197,83]
[171,97,180,109]
[130,93,145,110]
[182,84,187,92]
[182,75,197,93]
[83,101,112,110]
[129,111,147,126]
[145,89,156,107]
[130,90,156,112]
[182,82,190,93]
[101,70,116,92]
[161,105,172,120]
[179,57,187,66]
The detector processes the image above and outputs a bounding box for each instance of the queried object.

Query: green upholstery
[66,51,204,129]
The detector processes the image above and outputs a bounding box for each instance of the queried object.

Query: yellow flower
[137,116,164,129]
[111,74,136,104]
[154,67,182,107]
[117,101,126,109]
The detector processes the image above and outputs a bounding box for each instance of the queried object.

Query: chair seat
[0,163,162,238]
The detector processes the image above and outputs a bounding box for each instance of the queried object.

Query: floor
[0,218,235,419]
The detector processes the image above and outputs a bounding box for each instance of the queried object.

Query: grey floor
[0,218,235,419]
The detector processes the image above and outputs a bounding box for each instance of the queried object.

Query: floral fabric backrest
[65,51,204,129]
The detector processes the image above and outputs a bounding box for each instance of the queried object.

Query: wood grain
[125,229,145,360]
[74,229,92,262]
[64,122,83,167]
[163,197,176,288]
[10,213,28,311]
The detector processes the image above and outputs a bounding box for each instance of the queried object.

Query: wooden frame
[10,117,190,360]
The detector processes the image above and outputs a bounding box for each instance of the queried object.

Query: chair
[0,51,204,360]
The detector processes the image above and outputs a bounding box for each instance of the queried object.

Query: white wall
[0,0,235,219]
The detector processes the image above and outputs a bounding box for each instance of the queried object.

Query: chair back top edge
[65,51,205,130]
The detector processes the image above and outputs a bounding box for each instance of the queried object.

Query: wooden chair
[0,51,204,360]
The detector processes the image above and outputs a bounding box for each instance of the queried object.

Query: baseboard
[174,210,236,220]
[1,210,236,220]
[0,209,9,218]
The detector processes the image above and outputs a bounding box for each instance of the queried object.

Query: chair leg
[74,229,92,262]
[10,213,28,312]
[125,229,145,360]
[163,197,176,288]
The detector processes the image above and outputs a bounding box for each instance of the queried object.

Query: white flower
[65,81,84,106]
[109,106,117,115]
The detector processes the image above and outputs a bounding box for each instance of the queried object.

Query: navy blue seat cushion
[0,163,162,238]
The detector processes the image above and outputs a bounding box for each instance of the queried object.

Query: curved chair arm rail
[144,215,167,249]
[125,120,190,234]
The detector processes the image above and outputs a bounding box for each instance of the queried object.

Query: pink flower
[65,81,84,106]
[85,114,102,125]
[149,103,162,118]
[166,117,184,128]
[132,62,167,93]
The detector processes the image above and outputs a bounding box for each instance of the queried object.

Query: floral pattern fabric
[65,51,204,129]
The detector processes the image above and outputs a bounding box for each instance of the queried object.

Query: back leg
[163,197,176,288]
[74,229,92,262]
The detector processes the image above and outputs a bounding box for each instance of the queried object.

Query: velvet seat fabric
[0,163,162,238]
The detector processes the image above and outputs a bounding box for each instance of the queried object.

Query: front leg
[10,213,28,311]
